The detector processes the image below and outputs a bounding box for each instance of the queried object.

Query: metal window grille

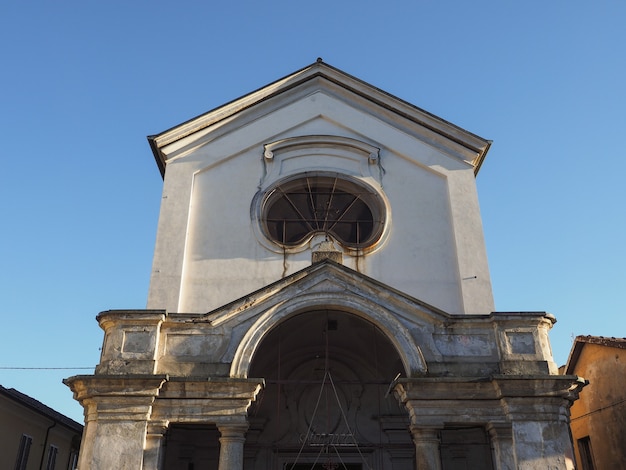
[14,434,32,470]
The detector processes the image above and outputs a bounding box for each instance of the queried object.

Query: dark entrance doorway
[247,310,413,469]
[162,424,220,470]
[440,427,494,470]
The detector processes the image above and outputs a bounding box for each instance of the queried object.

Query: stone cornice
[393,375,586,402]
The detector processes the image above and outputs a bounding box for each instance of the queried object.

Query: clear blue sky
[1,2,624,423]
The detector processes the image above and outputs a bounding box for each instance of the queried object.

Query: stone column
[143,420,169,470]
[217,423,248,470]
[487,423,515,470]
[411,427,442,470]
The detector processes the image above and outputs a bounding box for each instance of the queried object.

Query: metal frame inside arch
[262,174,385,250]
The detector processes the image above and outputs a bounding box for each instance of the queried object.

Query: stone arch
[230,291,427,378]
[241,303,418,468]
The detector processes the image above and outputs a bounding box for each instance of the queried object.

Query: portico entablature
[64,375,263,470]
[91,262,562,385]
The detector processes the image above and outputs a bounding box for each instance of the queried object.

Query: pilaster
[64,375,166,470]
[486,423,515,470]
[143,420,169,470]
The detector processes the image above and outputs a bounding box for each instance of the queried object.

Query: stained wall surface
[0,386,82,470]
[567,340,626,469]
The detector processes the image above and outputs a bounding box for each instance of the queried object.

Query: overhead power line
[0,367,93,370]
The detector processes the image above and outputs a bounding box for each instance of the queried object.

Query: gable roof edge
[148,60,491,178]
[565,335,626,374]
[0,385,83,432]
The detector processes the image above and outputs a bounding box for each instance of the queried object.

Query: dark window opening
[14,434,32,470]
[263,175,384,249]
[68,451,79,470]
[578,436,595,470]
[45,445,58,470]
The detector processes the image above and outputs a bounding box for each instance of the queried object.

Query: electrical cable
[0,367,93,370]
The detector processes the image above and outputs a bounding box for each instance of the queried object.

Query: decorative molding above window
[259,135,383,190]
[263,135,379,164]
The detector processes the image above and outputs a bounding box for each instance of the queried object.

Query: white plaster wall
[179,151,288,313]
[147,90,494,314]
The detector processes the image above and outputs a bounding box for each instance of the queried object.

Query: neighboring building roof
[147,59,491,178]
[0,384,83,432]
[564,335,626,375]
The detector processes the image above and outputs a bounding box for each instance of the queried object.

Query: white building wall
[147,82,494,315]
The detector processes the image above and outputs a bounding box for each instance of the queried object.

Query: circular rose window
[262,174,385,249]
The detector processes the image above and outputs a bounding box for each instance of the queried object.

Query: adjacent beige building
[565,336,626,469]
[1,385,82,470]
[65,60,585,469]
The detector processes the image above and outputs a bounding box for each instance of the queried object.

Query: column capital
[486,422,512,439]
[410,426,441,440]
[218,422,249,439]
[147,420,170,436]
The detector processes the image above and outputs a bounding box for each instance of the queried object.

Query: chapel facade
[65,60,585,469]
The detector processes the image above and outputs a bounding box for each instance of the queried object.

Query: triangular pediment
[148,60,490,177]
[200,259,452,330]
[190,259,440,378]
